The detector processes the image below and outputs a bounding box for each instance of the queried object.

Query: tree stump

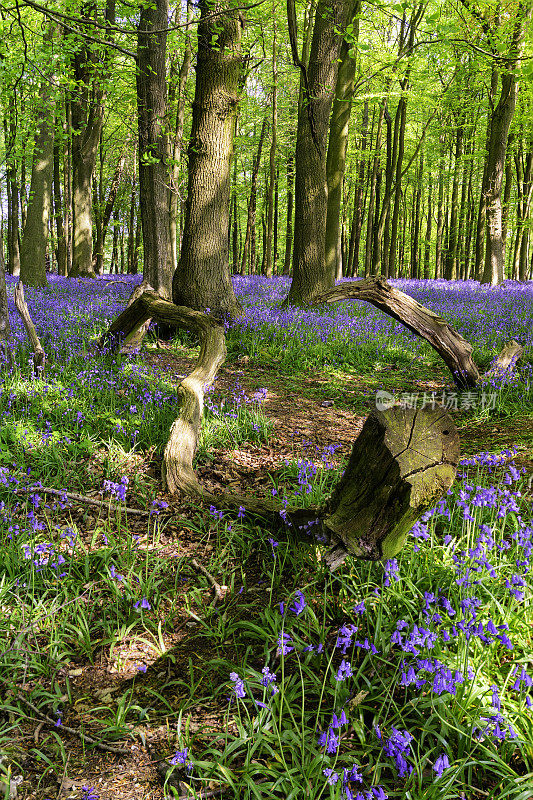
[322,405,459,569]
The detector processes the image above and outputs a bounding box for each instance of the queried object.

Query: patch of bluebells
[170,747,193,773]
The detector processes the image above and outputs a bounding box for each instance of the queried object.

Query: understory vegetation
[0,275,532,800]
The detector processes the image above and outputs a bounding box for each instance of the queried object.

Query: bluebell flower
[335,659,353,682]
[229,672,246,699]
[433,753,450,777]
[289,590,306,616]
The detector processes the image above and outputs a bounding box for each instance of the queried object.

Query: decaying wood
[311,277,480,389]
[0,680,129,756]
[322,405,459,567]
[17,485,150,517]
[14,281,45,372]
[96,281,524,567]
[484,339,524,380]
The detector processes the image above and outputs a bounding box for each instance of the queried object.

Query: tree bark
[481,5,532,285]
[283,152,295,275]
[325,0,360,284]
[264,17,277,278]
[286,0,355,305]
[137,0,173,297]
[169,2,193,274]
[70,3,112,278]
[241,115,268,276]
[172,0,244,319]
[20,27,55,288]
[53,125,68,277]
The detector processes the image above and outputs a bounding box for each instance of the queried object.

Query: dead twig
[17,485,151,517]
[2,684,130,756]
[190,558,228,606]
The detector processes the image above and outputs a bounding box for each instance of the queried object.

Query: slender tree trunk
[364,102,385,277]
[347,100,369,277]
[265,15,277,278]
[435,133,445,279]
[444,118,463,280]
[137,0,173,297]
[411,150,423,279]
[5,111,21,277]
[424,171,432,278]
[284,152,295,275]
[241,115,268,276]
[93,147,127,274]
[172,0,244,319]
[53,124,67,276]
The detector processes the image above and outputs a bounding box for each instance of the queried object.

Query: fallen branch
[1,683,130,756]
[17,485,150,516]
[311,278,480,389]
[190,558,228,605]
[14,281,45,373]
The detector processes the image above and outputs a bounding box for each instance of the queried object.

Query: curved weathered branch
[14,281,45,373]
[311,277,480,389]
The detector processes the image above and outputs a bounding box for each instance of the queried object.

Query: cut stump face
[323,405,460,560]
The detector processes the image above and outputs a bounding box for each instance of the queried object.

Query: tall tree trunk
[53,124,67,276]
[64,99,73,276]
[284,152,295,275]
[424,171,432,278]
[172,0,244,319]
[4,110,21,277]
[481,5,531,285]
[265,15,277,278]
[93,147,128,274]
[411,150,423,279]
[137,0,173,297]
[347,100,369,277]
[241,115,268,276]
[169,1,193,274]
[435,133,445,279]
[20,28,55,288]
[325,0,360,284]
[70,3,112,278]
[364,102,385,277]
[444,117,463,280]
[287,0,355,305]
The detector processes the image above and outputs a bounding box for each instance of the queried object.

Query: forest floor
[8,343,532,800]
[2,276,533,800]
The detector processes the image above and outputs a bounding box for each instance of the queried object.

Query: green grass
[0,280,532,799]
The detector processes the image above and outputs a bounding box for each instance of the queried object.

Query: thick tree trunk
[325,0,360,284]
[286,0,354,305]
[481,6,531,285]
[172,0,244,319]
[20,48,55,288]
[169,3,193,274]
